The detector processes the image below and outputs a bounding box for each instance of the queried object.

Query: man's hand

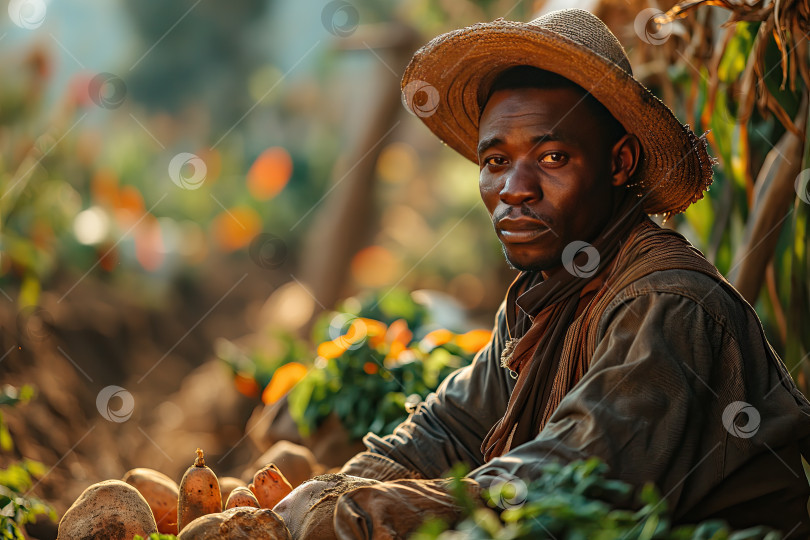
[273,473,379,539]
[332,477,481,539]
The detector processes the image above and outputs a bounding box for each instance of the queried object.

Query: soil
[0,255,288,537]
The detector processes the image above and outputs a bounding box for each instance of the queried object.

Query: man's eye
[484,156,507,166]
[541,152,566,164]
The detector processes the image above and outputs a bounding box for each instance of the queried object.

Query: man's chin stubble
[501,245,557,274]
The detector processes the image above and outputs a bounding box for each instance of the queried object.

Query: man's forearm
[339,451,423,481]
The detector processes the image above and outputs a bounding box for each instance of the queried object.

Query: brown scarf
[481,199,724,461]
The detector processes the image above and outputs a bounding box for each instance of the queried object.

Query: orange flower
[454,329,493,354]
[421,328,454,350]
[115,185,145,227]
[363,362,379,375]
[362,318,388,348]
[387,341,406,363]
[247,147,292,200]
[343,319,367,345]
[359,318,387,337]
[234,372,259,398]
[211,206,262,252]
[385,319,413,348]
[262,362,308,405]
[350,246,400,288]
[91,169,119,208]
[317,339,347,360]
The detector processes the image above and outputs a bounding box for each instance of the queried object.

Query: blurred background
[0,0,808,535]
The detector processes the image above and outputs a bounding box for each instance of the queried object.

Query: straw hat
[401,9,713,216]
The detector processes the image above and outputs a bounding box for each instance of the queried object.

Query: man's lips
[496,218,551,244]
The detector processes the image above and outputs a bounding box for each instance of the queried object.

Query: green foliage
[327,289,430,329]
[412,459,781,540]
[671,9,808,379]
[288,339,467,440]
[288,290,485,440]
[0,385,35,453]
[0,385,56,539]
[786,106,810,376]
[0,385,35,408]
[133,534,178,540]
[216,331,312,391]
[0,460,55,540]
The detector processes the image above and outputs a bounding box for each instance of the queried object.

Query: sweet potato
[245,441,317,488]
[225,486,261,509]
[177,506,291,539]
[219,476,247,504]
[123,467,180,534]
[249,463,293,509]
[178,448,222,532]
[57,479,157,540]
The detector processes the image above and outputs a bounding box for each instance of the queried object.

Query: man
[276,9,810,538]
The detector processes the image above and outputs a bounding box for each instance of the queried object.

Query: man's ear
[610,133,641,187]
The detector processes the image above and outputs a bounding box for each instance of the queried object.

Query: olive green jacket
[343,268,810,537]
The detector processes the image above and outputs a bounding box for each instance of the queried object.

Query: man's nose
[499,159,541,205]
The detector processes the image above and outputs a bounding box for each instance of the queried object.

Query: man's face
[477,86,621,273]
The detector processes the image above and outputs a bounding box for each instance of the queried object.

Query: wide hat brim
[401,12,714,216]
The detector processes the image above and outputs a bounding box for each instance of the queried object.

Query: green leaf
[717,23,756,83]
[786,96,810,382]
[17,274,40,310]
[0,385,35,407]
[410,459,777,539]
[0,423,12,452]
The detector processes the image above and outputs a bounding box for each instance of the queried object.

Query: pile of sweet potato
[56,448,297,540]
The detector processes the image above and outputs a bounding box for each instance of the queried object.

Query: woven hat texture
[401,9,714,216]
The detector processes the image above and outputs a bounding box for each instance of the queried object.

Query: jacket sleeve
[341,302,515,480]
[341,277,810,534]
[467,290,730,513]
